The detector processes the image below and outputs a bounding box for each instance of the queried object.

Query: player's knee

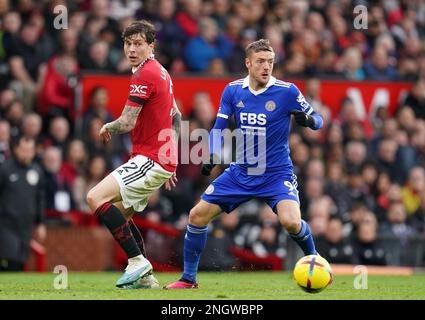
[188,207,208,227]
[280,216,301,234]
[86,189,100,213]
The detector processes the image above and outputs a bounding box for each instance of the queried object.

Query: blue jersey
[203,76,323,213]
[211,76,323,178]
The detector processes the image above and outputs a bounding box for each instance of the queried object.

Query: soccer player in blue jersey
[165,39,324,289]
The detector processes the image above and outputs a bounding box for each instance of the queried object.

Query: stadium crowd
[1,0,425,268]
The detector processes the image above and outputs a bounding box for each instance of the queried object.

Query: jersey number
[117,162,138,175]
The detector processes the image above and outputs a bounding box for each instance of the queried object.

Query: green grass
[0,272,424,300]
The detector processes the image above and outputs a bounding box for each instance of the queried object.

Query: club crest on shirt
[205,184,214,195]
[265,100,276,112]
[26,169,39,186]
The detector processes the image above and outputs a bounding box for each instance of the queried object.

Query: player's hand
[291,110,315,128]
[100,124,112,142]
[201,155,217,176]
[164,172,178,191]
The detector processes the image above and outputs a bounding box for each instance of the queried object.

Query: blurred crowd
[1,0,425,268]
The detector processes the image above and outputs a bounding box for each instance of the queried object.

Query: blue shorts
[201,165,299,213]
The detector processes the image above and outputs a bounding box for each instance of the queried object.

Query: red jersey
[125,58,177,172]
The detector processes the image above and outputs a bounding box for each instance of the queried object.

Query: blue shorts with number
[201,164,299,213]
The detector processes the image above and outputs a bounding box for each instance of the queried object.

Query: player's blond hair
[245,39,273,57]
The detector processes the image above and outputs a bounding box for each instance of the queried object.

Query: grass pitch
[0,271,424,300]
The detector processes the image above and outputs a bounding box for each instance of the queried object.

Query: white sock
[128,254,149,266]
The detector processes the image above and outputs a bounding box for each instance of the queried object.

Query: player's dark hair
[245,39,273,57]
[122,20,156,44]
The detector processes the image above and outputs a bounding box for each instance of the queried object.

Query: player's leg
[113,201,147,258]
[113,201,160,289]
[166,168,249,289]
[87,175,144,261]
[87,173,152,287]
[165,199,222,288]
[276,200,317,256]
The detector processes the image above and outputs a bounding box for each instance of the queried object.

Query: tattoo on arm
[106,105,142,134]
[172,100,182,142]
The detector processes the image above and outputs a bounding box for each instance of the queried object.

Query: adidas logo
[236,101,244,108]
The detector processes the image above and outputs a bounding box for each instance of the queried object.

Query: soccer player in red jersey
[86,20,181,289]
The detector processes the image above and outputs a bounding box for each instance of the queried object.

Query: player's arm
[289,85,323,130]
[164,99,182,191]
[100,104,142,141]
[202,85,233,176]
[172,99,182,143]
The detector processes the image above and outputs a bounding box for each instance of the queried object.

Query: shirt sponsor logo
[240,112,267,125]
[296,93,309,112]
[130,84,148,95]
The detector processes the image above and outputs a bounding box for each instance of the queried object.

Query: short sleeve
[288,84,315,115]
[216,85,234,119]
[126,74,155,107]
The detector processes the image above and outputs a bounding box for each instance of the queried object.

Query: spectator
[376,139,400,183]
[0,137,45,271]
[42,116,70,154]
[60,138,87,189]
[0,120,11,164]
[42,146,74,213]
[379,202,417,245]
[226,28,257,74]
[82,86,114,136]
[80,40,115,72]
[73,155,108,212]
[401,166,425,217]
[307,197,333,237]
[364,45,398,81]
[0,89,17,117]
[410,194,425,233]
[153,0,186,71]
[345,166,375,212]
[184,17,231,72]
[4,99,25,138]
[189,91,216,130]
[8,22,54,109]
[20,112,42,141]
[352,219,387,266]
[37,53,79,122]
[339,47,365,80]
[316,216,354,264]
[175,0,202,39]
[403,79,425,120]
[243,205,286,259]
[344,141,367,170]
[84,116,112,162]
[199,209,241,271]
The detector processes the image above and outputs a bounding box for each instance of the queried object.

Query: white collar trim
[132,54,155,74]
[242,76,276,95]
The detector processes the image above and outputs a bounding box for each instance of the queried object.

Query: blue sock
[181,224,208,283]
[289,220,317,256]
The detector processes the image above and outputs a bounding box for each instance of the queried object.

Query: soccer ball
[293,255,333,293]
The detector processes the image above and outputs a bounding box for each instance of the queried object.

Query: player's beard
[255,74,270,88]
